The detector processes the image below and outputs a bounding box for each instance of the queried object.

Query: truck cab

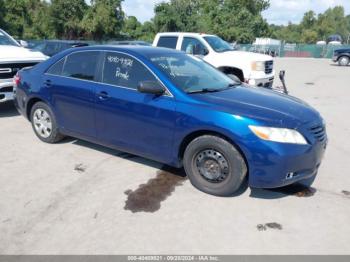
[153,32,275,88]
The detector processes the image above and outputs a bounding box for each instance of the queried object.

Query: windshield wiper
[187,83,239,94]
[227,82,240,87]
[186,88,224,94]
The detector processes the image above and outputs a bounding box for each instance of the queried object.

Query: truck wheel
[30,102,64,143]
[183,135,247,196]
[338,56,349,66]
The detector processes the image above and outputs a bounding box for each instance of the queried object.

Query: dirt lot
[0,58,349,254]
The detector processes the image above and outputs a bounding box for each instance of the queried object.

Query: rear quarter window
[157,36,178,49]
[46,58,65,75]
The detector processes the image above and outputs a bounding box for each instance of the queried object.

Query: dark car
[13,46,327,196]
[333,48,350,66]
[32,40,88,57]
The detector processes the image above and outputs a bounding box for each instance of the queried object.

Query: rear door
[155,36,179,50]
[44,50,101,138]
[94,51,177,163]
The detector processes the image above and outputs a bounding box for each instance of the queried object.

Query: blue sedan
[14,46,327,196]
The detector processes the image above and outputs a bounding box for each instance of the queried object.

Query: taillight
[13,73,21,86]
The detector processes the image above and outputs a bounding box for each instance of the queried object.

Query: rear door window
[101,52,157,90]
[157,36,178,49]
[62,51,100,81]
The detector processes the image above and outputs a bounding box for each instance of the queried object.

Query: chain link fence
[26,39,350,59]
[237,43,350,58]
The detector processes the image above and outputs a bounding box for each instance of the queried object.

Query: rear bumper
[0,78,14,103]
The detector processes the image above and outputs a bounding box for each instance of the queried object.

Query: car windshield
[0,30,20,46]
[147,53,239,93]
[204,36,233,53]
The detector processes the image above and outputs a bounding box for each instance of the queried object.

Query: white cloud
[122,0,350,24]
[122,0,165,22]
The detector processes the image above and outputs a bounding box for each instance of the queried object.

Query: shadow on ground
[0,102,19,117]
[250,184,317,199]
[60,138,317,205]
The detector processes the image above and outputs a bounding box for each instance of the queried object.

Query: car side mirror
[137,80,165,95]
[19,40,28,48]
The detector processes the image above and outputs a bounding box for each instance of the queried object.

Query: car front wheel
[338,56,349,66]
[30,102,64,143]
[183,135,247,196]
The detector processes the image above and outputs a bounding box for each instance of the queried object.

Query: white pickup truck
[153,32,275,87]
[0,29,47,103]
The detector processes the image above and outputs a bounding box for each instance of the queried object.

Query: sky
[121,0,350,25]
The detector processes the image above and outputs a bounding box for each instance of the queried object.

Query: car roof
[44,40,87,44]
[156,32,216,37]
[71,45,183,57]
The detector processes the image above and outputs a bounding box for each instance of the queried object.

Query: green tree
[273,6,350,43]
[49,0,87,39]
[81,0,124,40]
[0,0,5,29]
[152,0,270,43]
[122,15,142,39]
[153,0,200,32]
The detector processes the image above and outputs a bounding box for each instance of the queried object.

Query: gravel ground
[0,58,349,254]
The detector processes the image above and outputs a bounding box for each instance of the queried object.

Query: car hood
[0,45,48,63]
[190,86,321,127]
[219,50,272,62]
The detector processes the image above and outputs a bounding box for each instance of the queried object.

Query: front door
[94,51,177,163]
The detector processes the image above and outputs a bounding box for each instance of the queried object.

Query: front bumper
[248,77,274,88]
[0,78,14,103]
[246,123,327,188]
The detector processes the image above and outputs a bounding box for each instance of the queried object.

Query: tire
[183,135,247,196]
[338,56,349,66]
[30,101,64,143]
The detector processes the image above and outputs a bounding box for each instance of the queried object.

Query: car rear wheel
[183,135,247,196]
[338,56,349,66]
[30,102,64,143]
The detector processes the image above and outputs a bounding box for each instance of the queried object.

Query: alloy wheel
[33,108,52,138]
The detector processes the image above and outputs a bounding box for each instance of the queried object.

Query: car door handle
[44,79,52,87]
[97,91,110,100]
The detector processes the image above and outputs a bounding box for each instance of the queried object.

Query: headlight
[249,126,308,145]
[251,61,265,71]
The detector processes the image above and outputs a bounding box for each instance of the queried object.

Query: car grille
[309,124,327,143]
[265,60,273,74]
[0,86,13,93]
[0,63,37,79]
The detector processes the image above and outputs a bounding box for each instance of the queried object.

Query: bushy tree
[81,0,124,40]
[48,0,87,39]
[152,0,270,43]
[272,6,350,44]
